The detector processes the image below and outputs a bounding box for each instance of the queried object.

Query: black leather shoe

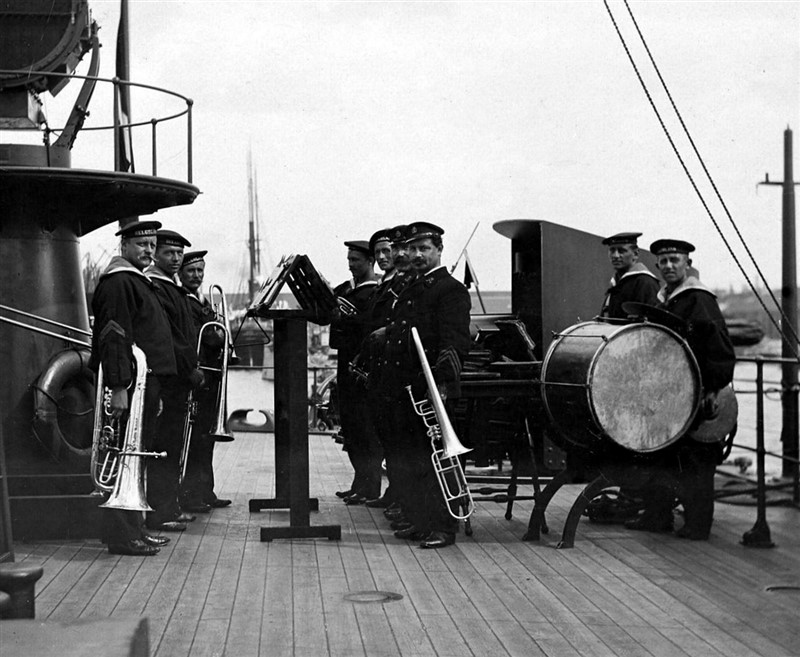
[108,539,160,556]
[148,521,187,532]
[175,512,196,523]
[390,519,412,531]
[335,489,353,499]
[394,526,428,541]
[383,506,403,519]
[344,494,367,505]
[365,497,389,508]
[141,534,170,547]
[208,498,232,508]
[183,504,212,514]
[624,514,674,533]
[675,526,709,540]
[419,531,455,549]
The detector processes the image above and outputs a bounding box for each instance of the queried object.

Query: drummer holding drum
[622,239,735,539]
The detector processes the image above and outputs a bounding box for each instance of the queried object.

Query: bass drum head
[590,323,700,452]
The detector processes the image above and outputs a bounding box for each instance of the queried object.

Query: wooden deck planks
[9,430,799,657]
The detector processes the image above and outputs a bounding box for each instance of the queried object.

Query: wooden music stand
[246,255,341,541]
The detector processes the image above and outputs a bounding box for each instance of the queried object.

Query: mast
[247,150,261,305]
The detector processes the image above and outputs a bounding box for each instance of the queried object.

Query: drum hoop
[542,320,703,452]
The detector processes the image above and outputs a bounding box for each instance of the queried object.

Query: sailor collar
[658,275,715,304]
[145,265,179,286]
[608,262,658,287]
[100,255,151,281]
[347,277,378,291]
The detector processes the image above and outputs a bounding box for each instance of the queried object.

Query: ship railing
[0,69,194,184]
[0,304,91,349]
[722,356,800,548]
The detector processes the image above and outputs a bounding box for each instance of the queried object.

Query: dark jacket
[379,266,472,399]
[601,263,660,319]
[90,256,176,387]
[657,277,735,392]
[146,266,199,380]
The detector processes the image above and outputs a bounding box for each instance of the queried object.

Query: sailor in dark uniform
[90,220,175,555]
[379,222,471,549]
[329,240,380,504]
[144,229,204,531]
[359,227,410,509]
[600,232,660,319]
[178,250,232,512]
[626,239,735,539]
[652,238,735,539]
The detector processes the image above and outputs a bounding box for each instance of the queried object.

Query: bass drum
[541,320,701,453]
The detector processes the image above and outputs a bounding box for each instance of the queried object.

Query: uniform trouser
[676,441,722,535]
[102,374,160,544]
[386,397,457,535]
[147,376,188,525]
[338,382,383,499]
[372,393,398,504]
[180,383,218,505]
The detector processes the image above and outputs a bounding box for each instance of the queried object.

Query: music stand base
[248,498,319,512]
[260,525,341,542]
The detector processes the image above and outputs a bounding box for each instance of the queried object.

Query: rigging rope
[603,0,800,362]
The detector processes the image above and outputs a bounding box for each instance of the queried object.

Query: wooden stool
[0,564,44,619]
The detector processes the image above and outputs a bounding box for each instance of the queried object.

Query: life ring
[31,347,95,463]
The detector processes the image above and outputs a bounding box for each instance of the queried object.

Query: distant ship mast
[247,150,262,305]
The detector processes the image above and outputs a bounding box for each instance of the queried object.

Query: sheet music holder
[248,254,337,321]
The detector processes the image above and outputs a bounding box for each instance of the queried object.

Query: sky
[27,0,800,300]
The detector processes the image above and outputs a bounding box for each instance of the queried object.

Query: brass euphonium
[209,283,239,365]
[406,327,475,521]
[91,344,166,511]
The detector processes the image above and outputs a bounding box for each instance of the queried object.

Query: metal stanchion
[742,358,776,548]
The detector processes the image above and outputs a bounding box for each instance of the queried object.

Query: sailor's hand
[188,368,205,390]
[436,382,448,403]
[702,390,719,419]
[109,387,129,418]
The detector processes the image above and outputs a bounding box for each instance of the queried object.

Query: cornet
[406,327,474,521]
[91,345,166,511]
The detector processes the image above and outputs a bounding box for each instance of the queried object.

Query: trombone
[178,319,234,485]
[406,327,475,521]
[209,283,239,365]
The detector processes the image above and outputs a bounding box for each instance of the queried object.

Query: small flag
[463,251,479,289]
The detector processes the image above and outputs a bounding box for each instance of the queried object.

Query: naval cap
[405,221,444,243]
[344,240,372,257]
[602,231,642,246]
[649,239,695,256]
[115,220,162,238]
[369,228,393,254]
[157,229,191,248]
[180,250,208,269]
[389,224,409,244]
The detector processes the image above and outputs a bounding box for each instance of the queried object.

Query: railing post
[186,98,194,183]
[151,118,158,177]
[112,76,120,172]
[742,358,776,547]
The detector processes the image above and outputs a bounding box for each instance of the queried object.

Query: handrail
[0,315,90,348]
[0,304,91,337]
[0,68,194,183]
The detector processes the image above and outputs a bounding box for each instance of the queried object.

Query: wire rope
[603,0,800,361]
